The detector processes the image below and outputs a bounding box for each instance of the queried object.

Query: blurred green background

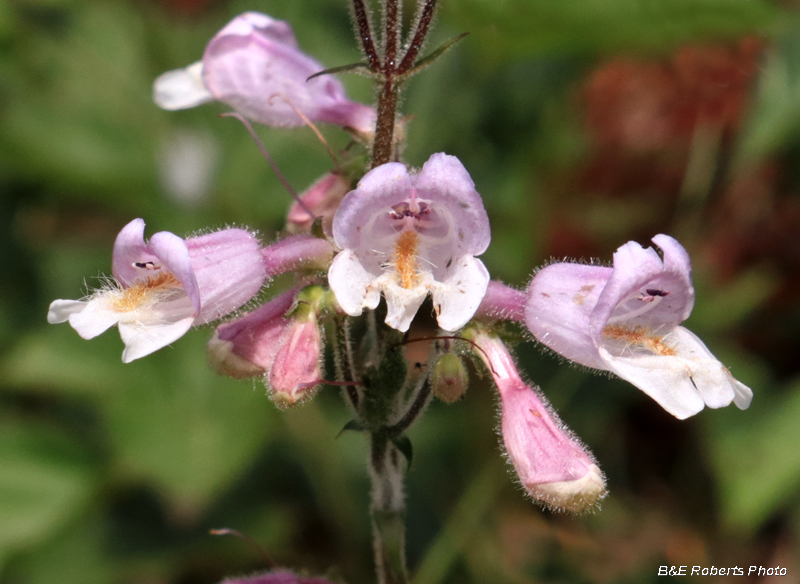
[1,0,799,582]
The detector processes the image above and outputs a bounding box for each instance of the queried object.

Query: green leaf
[0,420,98,572]
[102,332,278,517]
[707,379,800,529]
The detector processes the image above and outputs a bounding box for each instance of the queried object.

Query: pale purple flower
[468,328,606,512]
[154,12,376,134]
[525,234,753,419]
[48,219,266,363]
[328,153,491,332]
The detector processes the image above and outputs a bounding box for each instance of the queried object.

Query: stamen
[602,325,676,356]
[109,272,182,313]
[393,231,420,289]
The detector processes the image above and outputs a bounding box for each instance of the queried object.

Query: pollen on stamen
[393,230,420,289]
[108,272,182,312]
[602,325,676,356]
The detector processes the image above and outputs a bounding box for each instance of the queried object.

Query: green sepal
[399,32,469,79]
[307,62,375,81]
[337,419,365,437]
[311,216,326,239]
[391,435,413,467]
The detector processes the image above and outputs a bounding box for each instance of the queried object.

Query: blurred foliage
[1,0,800,583]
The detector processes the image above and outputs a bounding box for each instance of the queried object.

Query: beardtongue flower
[48,219,266,363]
[525,234,753,419]
[466,328,606,512]
[153,12,376,134]
[328,152,491,332]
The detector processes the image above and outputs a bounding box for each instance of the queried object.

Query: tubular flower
[153,12,376,134]
[467,328,606,512]
[525,234,753,419]
[48,219,266,363]
[328,153,491,332]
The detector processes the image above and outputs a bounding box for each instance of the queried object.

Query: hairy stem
[351,0,381,71]
[372,79,399,167]
[370,433,408,584]
[399,0,438,73]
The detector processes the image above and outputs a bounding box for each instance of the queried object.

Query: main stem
[370,432,408,584]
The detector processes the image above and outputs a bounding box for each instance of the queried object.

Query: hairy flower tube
[153,12,376,134]
[525,234,753,419]
[328,153,491,332]
[467,328,606,512]
[48,219,266,363]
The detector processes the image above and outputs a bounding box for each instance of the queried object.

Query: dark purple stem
[398,0,438,73]
[352,0,381,72]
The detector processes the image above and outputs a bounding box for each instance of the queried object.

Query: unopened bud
[431,353,468,403]
[468,327,607,512]
[267,301,323,408]
[208,289,297,379]
[287,172,351,235]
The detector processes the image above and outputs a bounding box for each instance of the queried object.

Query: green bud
[431,353,468,403]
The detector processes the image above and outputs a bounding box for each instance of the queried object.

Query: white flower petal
[119,317,195,363]
[47,299,88,324]
[328,249,380,316]
[50,298,121,340]
[599,326,742,419]
[382,277,429,332]
[153,62,213,111]
[431,256,490,331]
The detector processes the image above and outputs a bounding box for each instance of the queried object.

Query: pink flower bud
[268,300,323,408]
[154,12,376,134]
[48,219,266,363]
[468,328,606,512]
[209,288,298,379]
[286,172,351,235]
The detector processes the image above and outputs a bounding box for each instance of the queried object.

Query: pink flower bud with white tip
[48,219,266,363]
[267,287,326,408]
[525,234,753,419]
[467,327,607,512]
[209,288,298,379]
[154,12,376,135]
[328,153,491,332]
